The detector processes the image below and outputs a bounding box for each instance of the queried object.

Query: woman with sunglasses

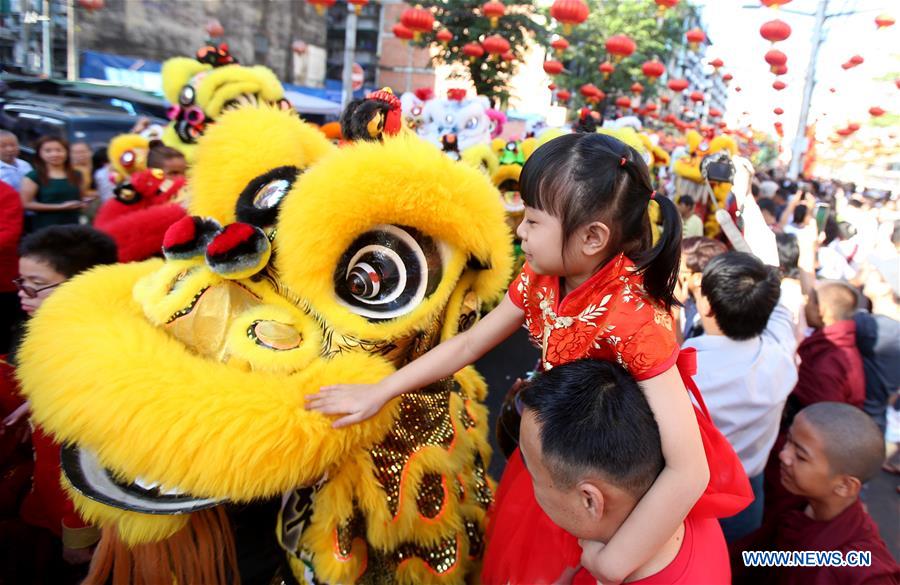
[19,136,87,233]
[2,225,116,582]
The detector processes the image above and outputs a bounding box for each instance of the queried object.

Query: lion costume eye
[235,166,302,227]
[179,85,196,107]
[335,225,444,321]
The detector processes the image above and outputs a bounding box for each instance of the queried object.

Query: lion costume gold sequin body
[18,105,512,584]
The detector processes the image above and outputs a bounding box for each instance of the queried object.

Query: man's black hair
[757,197,778,218]
[792,204,808,225]
[677,194,695,208]
[519,359,664,498]
[775,233,800,279]
[701,251,781,340]
[19,225,117,278]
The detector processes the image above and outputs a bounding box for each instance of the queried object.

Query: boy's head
[779,402,884,503]
[775,233,800,279]
[147,145,187,180]
[0,130,20,164]
[518,359,664,542]
[792,204,808,226]
[812,281,858,327]
[680,236,727,298]
[17,226,117,315]
[757,198,778,226]
[698,251,781,340]
[677,195,695,219]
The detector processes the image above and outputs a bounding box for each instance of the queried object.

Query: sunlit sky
[695,0,898,143]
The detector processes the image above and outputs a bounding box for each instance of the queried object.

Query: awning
[283,89,342,116]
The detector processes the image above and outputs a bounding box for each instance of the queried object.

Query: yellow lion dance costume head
[161,44,291,162]
[18,106,512,584]
[672,130,737,236]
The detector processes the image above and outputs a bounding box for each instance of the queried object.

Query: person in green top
[19,136,89,232]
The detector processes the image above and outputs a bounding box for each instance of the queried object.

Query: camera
[700,152,736,184]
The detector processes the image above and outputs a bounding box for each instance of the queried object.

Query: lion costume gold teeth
[17,104,512,584]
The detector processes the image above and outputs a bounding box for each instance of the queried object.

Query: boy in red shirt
[517,359,730,584]
[735,402,899,585]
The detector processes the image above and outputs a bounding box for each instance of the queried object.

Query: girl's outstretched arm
[584,364,709,584]
[305,294,525,428]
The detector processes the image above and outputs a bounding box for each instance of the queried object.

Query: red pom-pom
[163,215,198,250]
[206,222,257,256]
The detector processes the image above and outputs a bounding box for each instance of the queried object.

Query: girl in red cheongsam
[308,133,749,584]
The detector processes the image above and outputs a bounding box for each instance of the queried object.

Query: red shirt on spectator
[793,320,865,409]
[0,180,23,294]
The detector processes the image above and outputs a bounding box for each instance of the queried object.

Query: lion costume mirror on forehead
[18,100,513,584]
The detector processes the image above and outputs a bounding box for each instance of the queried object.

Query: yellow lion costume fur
[18,106,512,584]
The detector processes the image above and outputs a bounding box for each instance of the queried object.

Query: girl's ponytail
[633,194,682,310]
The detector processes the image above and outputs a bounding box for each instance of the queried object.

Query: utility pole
[341,4,358,110]
[788,0,827,179]
[41,0,51,76]
[66,0,76,81]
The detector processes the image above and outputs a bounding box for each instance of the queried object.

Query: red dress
[481,255,751,584]
[482,255,679,584]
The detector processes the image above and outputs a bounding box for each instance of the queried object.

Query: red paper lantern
[605,34,636,62]
[836,128,853,137]
[348,0,369,15]
[599,61,615,79]
[841,61,853,70]
[616,96,632,108]
[482,0,506,27]
[773,107,784,115]
[556,89,571,102]
[772,80,786,91]
[307,0,336,15]
[502,51,515,62]
[685,28,706,50]
[393,23,415,42]
[630,82,644,95]
[462,42,485,59]
[869,106,885,117]
[660,95,671,104]
[641,59,666,82]
[400,6,435,40]
[765,49,787,72]
[436,29,453,44]
[655,0,679,8]
[848,122,860,131]
[645,102,658,112]
[709,58,724,70]
[548,82,557,90]
[551,37,570,53]
[550,0,589,34]
[689,90,704,103]
[875,14,895,29]
[760,19,791,43]
[722,73,733,82]
[667,78,689,92]
[829,87,836,93]
[543,60,564,75]
[761,0,792,7]
[772,64,788,76]
[895,79,900,90]
[77,0,104,9]
[709,107,722,118]
[594,89,607,102]
[735,86,742,92]
[482,34,511,57]
[718,121,728,129]
[849,54,864,66]
[580,83,601,98]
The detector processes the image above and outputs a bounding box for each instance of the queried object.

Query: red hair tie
[620,157,627,166]
[650,190,657,199]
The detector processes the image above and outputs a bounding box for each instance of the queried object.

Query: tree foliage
[556,0,700,109]
[413,0,549,105]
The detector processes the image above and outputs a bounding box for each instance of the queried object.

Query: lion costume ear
[161,57,211,104]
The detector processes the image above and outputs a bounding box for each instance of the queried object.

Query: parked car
[0,99,166,159]
[0,73,169,119]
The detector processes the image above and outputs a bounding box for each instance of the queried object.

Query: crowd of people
[0,107,898,585]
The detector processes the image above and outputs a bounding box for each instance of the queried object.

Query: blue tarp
[81,50,346,114]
